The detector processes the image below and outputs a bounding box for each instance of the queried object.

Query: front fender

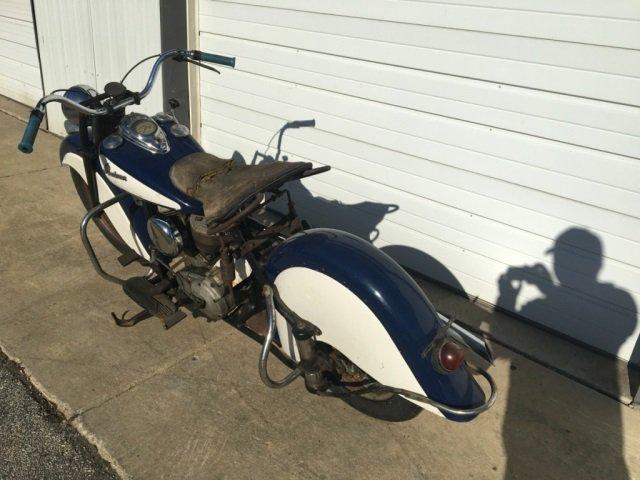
[266,228,485,421]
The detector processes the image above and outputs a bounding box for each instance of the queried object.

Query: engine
[175,265,231,320]
[147,214,252,321]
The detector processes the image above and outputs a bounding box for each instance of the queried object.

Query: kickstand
[111,309,152,327]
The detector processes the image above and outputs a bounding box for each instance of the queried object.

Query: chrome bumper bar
[80,192,130,285]
[260,285,497,417]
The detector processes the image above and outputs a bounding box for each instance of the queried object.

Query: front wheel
[70,170,130,255]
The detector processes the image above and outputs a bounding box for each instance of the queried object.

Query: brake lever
[182,57,221,75]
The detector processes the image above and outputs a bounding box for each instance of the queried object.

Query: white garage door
[33,0,164,135]
[197,0,640,362]
[0,0,42,105]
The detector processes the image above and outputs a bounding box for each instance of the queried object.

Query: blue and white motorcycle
[18,50,496,422]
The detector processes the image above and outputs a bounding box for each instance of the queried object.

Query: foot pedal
[111,309,152,327]
[122,276,174,318]
[163,310,187,330]
[121,276,190,329]
[118,249,141,267]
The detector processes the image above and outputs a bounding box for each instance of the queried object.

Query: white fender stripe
[62,152,149,259]
[274,266,442,416]
[61,151,87,182]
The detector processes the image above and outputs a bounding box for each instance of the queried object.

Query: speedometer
[132,119,157,136]
[118,113,169,154]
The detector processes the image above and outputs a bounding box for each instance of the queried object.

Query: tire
[328,347,423,422]
[70,169,130,255]
[342,392,423,422]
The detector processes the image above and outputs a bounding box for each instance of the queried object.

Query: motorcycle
[18,49,496,422]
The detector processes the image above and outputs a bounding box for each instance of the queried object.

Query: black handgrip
[18,109,44,154]
[193,51,235,68]
[288,119,316,129]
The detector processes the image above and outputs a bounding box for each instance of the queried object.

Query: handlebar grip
[289,119,316,129]
[194,51,235,68]
[18,109,44,154]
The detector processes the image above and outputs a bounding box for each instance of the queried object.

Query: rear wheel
[70,170,130,255]
[329,348,423,422]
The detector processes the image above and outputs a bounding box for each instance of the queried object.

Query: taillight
[436,341,465,373]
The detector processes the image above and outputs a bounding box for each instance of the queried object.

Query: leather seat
[169,152,312,221]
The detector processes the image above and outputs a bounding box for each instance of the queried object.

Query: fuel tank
[98,114,205,214]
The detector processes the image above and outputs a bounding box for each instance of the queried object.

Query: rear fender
[266,229,486,421]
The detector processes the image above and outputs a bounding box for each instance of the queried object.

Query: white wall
[197,1,640,362]
[33,0,164,135]
[0,0,42,105]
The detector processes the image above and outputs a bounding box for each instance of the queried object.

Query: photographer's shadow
[497,227,637,479]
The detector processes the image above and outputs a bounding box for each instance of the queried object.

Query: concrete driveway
[1,105,638,480]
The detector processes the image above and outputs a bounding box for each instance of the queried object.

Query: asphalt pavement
[0,353,117,480]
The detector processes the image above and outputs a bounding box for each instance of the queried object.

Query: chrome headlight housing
[147,215,183,257]
[62,84,97,133]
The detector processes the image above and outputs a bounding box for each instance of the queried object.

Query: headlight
[62,84,97,132]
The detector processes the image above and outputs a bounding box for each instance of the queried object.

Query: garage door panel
[203,1,640,77]
[308,170,640,306]
[0,72,41,105]
[201,102,640,270]
[0,37,39,67]
[201,79,640,228]
[409,0,640,20]
[199,0,640,360]
[0,55,40,88]
[203,33,640,148]
[202,0,640,48]
[1,0,33,23]
[201,16,640,106]
[206,126,640,362]
[0,1,41,104]
[0,16,36,48]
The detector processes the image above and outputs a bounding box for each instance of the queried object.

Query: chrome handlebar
[34,49,186,116]
[19,49,235,153]
[139,49,183,100]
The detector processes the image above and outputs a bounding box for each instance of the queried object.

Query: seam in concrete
[0,166,60,180]
[70,325,237,421]
[413,273,639,408]
[0,328,232,479]
[0,104,30,123]
[69,338,223,421]
[453,316,636,408]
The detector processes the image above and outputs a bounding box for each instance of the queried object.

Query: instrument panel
[132,118,157,136]
[119,113,169,154]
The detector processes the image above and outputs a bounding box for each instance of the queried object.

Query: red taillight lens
[437,341,465,372]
